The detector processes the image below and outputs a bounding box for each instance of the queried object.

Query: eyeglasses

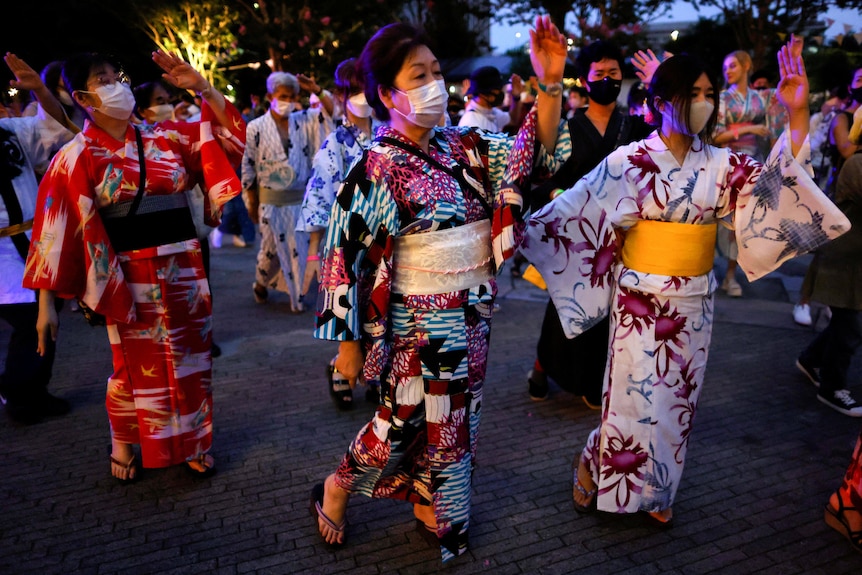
[87,71,131,90]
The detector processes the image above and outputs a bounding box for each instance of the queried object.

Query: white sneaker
[793,303,812,326]
[722,276,742,297]
[210,228,223,248]
[232,235,248,247]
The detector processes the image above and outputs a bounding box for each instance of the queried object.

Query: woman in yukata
[521,38,850,527]
[24,51,245,482]
[712,49,788,298]
[309,16,570,562]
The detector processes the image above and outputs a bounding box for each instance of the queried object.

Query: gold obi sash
[621,220,717,277]
[391,220,493,295]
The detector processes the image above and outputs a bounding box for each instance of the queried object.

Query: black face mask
[851,86,862,104]
[587,77,622,106]
[485,91,505,107]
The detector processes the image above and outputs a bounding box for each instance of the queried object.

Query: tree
[138,1,243,90]
[686,0,862,71]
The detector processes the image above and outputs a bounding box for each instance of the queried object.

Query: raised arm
[776,35,809,157]
[529,15,567,153]
[4,52,78,134]
[152,50,231,129]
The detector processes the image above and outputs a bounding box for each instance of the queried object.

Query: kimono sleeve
[23,139,135,323]
[732,131,851,281]
[314,152,390,343]
[521,155,622,339]
[299,132,343,232]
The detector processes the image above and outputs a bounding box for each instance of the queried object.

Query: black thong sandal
[414,519,439,547]
[109,453,138,484]
[327,361,353,411]
[310,483,346,548]
[825,498,862,553]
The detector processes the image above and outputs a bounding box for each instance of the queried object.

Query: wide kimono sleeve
[298,129,349,233]
[469,108,570,267]
[520,148,629,339]
[313,150,393,345]
[723,131,850,280]
[23,136,136,323]
[240,117,260,191]
[192,101,246,225]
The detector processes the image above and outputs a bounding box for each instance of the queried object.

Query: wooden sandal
[185,454,216,478]
[327,360,353,410]
[825,497,862,553]
[573,477,597,514]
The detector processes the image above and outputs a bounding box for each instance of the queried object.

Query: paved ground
[2,243,861,575]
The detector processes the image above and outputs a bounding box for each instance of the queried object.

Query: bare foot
[413,503,437,530]
[110,441,136,481]
[573,456,596,509]
[318,474,349,545]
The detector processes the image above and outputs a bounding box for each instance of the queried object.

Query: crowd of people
[2,13,862,562]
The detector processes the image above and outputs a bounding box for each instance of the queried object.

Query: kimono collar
[83,119,137,153]
[645,131,706,166]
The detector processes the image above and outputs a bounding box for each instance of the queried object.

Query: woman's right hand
[334,341,364,388]
[36,291,59,357]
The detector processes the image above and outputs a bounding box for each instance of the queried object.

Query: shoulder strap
[376,134,494,219]
[127,127,147,217]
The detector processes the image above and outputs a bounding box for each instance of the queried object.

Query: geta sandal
[327,360,353,411]
[825,498,862,553]
[573,477,597,514]
[185,454,216,478]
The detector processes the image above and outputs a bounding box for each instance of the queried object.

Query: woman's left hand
[776,35,808,111]
[152,50,209,94]
[4,53,44,92]
[529,15,567,84]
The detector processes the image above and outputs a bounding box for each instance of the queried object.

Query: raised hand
[152,50,209,93]
[4,53,44,92]
[529,15,567,84]
[776,35,807,112]
[632,49,670,87]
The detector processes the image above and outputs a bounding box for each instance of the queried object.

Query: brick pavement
[1,245,861,575]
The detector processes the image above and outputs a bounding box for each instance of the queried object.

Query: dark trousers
[800,307,862,395]
[536,299,609,404]
[0,299,58,405]
[218,195,255,243]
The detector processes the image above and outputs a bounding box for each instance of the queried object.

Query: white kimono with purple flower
[521,131,849,514]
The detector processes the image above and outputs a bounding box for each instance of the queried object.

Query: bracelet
[550,189,564,200]
[306,255,320,261]
[197,84,214,99]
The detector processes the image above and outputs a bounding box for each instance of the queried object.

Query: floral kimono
[521,131,848,515]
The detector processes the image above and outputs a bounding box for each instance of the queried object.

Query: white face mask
[346,92,373,118]
[662,99,714,136]
[84,82,136,120]
[57,89,74,107]
[392,79,446,128]
[146,104,174,123]
[687,100,714,135]
[271,99,294,117]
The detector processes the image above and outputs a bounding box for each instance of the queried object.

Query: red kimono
[23,103,245,468]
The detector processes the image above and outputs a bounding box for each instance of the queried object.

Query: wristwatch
[537,81,563,97]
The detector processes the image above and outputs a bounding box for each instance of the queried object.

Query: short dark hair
[40,61,65,95]
[358,22,430,122]
[575,41,623,79]
[133,80,171,119]
[333,58,363,105]
[647,54,718,142]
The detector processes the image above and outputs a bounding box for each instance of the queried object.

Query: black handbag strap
[376,135,494,219]
[127,127,146,217]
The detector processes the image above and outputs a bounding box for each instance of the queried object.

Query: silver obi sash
[259,186,305,206]
[391,219,493,295]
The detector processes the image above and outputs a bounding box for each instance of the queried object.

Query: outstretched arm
[631,49,671,88]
